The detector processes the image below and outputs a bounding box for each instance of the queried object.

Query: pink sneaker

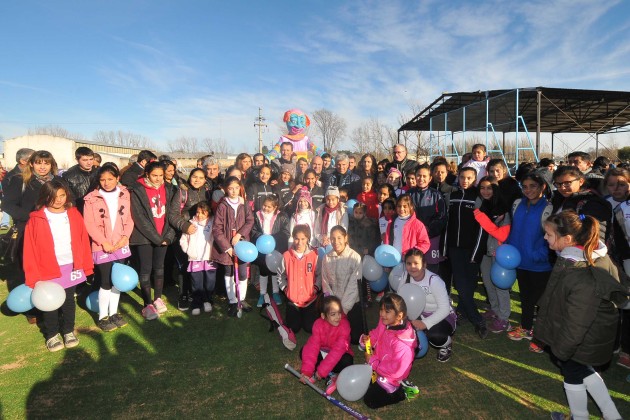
[482,309,497,320]
[617,352,630,369]
[153,298,167,314]
[488,318,511,333]
[325,374,338,395]
[142,304,159,321]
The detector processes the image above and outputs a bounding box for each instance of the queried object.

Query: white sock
[583,373,622,420]
[98,288,111,320]
[225,275,236,304]
[238,279,248,302]
[564,382,589,420]
[259,275,268,295]
[109,287,121,316]
[442,336,452,348]
[271,275,280,294]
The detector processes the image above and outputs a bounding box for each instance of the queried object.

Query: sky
[2,0,630,155]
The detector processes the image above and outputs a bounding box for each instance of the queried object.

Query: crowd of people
[1,141,629,417]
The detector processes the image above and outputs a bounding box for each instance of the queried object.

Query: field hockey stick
[284,364,370,420]
[357,264,372,357]
[232,229,243,318]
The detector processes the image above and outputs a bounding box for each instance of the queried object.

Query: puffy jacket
[314,203,349,247]
[384,215,430,256]
[368,320,417,392]
[120,163,144,189]
[211,196,254,266]
[179,184,211,221]
[356,191,380,219]
[348,216,381,256]
[279,247,319,307]
[83,187,134,253]
[179,217,213,261]
[321,246,361,314]
[251,210,290,255]
[407,186,447,238]
[246,179,276,212]
[506,199,553,272]
[535,244,629,365]
[497,176,522,210]
[62,164,98,211]
[23,207,94,287]
[301,317,353,378]
[129,179,178,246]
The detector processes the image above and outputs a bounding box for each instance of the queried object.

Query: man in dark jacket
[386,144,418,185]
[326,153,361,199]
[120,150,157,189]
[62,147,98,213]
[1,148,34,193]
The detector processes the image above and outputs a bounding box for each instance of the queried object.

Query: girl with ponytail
[536,210,628,420]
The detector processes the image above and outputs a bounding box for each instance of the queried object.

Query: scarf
[321,204,340,236]
[34,173,54,185]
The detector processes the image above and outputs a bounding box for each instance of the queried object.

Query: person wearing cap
[289,187,317,248]
[315,186,349,247]
[327,153,361,199]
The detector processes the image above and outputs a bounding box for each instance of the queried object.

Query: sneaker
[97,317,117,332]
[549,412,570,420]
[529,341,544,354]
[375,291,385,302]
[508,326,533,341]
[325,373,338,395]
[475,323,488,339]
[142,304,159,321]
[437,345,452,362]
[109,313,128,328]
[46,334,64,352]
[456,311,468,325]
[257,294,265,308]
[278,325,297,350]
[617,352,630,369]
[227,303,238,318]
[153,298,167,314]
[401,379,420,400]
[481,309,497,320]
[178,295,190,311]
[203,302,212,313]
[272,293,283,305]
[191,308,201,316]
[63,332,79,348]
[488,318,511,334]
[240,301,253,313]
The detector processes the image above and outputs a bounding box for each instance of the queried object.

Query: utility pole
[254,107,267,153]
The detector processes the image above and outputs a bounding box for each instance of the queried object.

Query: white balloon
[388,262,406,292]
[265,250,283,273]
[362,256,383,282]
[398,283,426,320]
[31,281,66,312]
[336,364,373,401]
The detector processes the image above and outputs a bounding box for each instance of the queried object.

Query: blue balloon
[369,271,389,293]
[495,244,521,270]
[235,241,258,263]
[415,330,429,359]
[6,284,34,313]
[346,199,358,217]
[325,244,333,254]
[374,244,401,267]
[256,235,276,255]
[490,262,517,289]
[112,263,139,292]
[85,290,100,313]
[318,245,334,259]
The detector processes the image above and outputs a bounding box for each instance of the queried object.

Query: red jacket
[357,191,379,219]
[279,248,319,308]
[384,215,430,256]
[301,317,353,378]
[23,207,94,287]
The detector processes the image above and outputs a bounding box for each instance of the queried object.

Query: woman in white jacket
[179,201,215,315]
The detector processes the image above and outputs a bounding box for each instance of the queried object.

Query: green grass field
[1,271,629,420]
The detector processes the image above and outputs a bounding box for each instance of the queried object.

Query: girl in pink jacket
[83,164,134,332]
[360,293,418,409]
[299,296,354,395]
[384,194,430,256]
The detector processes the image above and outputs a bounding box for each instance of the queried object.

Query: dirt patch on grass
[1,355,26,371]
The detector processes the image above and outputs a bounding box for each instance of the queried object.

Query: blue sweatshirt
[506,199,552,272]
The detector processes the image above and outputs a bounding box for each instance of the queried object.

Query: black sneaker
[437,345,452,362]
[178,295,190,311]
[475,323,488,339]
[227,303,238,318]
[109,313,128,328]
[240,301,253,313]
[97,317,117,332]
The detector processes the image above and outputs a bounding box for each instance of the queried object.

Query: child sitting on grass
[299,296,354,396]
[359,293,418,408]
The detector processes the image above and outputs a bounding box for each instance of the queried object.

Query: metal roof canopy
[399,87,630,156]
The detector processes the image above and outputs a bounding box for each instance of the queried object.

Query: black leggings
[135,244,168,306]
[94,259,129,290]
[516,269,551,330]
[299,347,354,376]
[346,302,364,345]
[555,358,596,385]
[363,381,405,409]
[286,299,320,334]
[42,286,76,340]
[426,318,455,347]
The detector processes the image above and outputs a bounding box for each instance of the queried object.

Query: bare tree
[311,109,347,152]
[167,136,199,153]
[29,125,87,140]
[93,130,152,148]
[350,118,397,160]
[202,137,230,156]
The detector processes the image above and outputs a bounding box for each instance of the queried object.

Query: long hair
[22,150,58,185]
[36,180,73,211]
[544,210,599,266]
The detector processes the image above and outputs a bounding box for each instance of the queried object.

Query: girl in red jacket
[23,180,94,352]
[299,296,354,395]
[384,194,430,256]
[279,224,320,334]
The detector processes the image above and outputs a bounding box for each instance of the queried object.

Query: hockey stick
[232,229,243,318]
[284,364,370,420]
[357,275,372,356]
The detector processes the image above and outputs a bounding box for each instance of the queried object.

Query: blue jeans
[190,270,216,308]
[449,247,482,326]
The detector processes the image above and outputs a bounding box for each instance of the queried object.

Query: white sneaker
[203,302,212,313]
[191,308,201,316]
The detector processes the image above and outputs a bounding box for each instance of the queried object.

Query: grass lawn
[1,270,629,420]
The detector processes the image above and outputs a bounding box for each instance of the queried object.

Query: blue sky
[2,0,630,153]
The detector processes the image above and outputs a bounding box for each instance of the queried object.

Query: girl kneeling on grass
[299,296,354,396]
[24,180,94,352]
[179,201,216,316]
[537,211,626,420]
[83,163,134,331]
[279,225,320,334]
[359,293,418,409]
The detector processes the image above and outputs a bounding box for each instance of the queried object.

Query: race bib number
[92,246,131,264]
[50,264,87,289]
